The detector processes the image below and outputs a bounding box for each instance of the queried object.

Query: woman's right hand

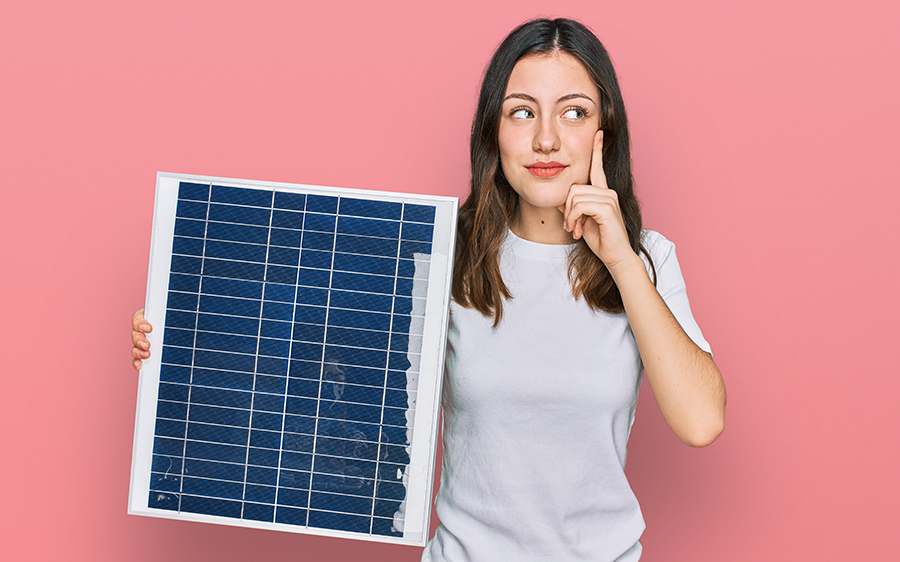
[132,308,153,371]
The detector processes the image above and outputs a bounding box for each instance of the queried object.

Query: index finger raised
[589,129,607,189]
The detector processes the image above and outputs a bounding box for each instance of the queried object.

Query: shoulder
[639,229,676,264]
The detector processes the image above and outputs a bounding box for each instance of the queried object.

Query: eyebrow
[503,92,598,105]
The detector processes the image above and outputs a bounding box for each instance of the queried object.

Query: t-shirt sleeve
[641,230,712,354]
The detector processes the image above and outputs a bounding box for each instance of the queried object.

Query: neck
[510,206,574,245]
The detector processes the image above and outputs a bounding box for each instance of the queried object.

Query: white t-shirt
[422,230,710,562]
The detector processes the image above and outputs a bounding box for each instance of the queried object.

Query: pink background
[2,0,897,559]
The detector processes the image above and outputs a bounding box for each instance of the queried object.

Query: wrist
[607,252,648,287]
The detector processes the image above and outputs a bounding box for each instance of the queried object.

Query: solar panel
[129,172,457,546]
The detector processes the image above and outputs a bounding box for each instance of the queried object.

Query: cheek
[567,132,596,182]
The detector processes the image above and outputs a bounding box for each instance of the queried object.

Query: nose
[532,116,560,154]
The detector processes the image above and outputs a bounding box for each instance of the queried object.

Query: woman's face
[498,51,601,215]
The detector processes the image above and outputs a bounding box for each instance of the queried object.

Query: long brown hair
[452,18,654,325]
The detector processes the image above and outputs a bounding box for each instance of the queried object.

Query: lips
[525,161,566,178]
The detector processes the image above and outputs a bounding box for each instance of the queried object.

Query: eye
[510,107,534,120]
[562,107,587,120]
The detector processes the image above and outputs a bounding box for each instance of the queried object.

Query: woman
[132,17,725,562]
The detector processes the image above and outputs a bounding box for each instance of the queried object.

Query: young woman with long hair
[132,17,725,562]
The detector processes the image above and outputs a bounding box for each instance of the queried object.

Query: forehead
[504,51,597,100]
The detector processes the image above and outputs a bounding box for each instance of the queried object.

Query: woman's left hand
[559,130,638,272]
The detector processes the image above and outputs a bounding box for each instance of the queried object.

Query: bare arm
[563,131,725,447]
[609,255,725,447]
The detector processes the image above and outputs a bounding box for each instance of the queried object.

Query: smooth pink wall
[1,1,897,560]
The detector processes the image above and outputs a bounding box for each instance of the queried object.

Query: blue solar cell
[335,233,398,257]
[178,182,210,202]
[267,246,301,267]
[171,255,202,275]
[256,355,289,376]
[154,418,186,438]
[181,495,243,518]
[269,227,303,248]
[159,364,191,384]
[308,510,371,533]
[255,374,287,394]
[191,386,253,410]
[304,212,337,233]
[163,327,195,348]
[188,404,251,427]
[307,194,339,214]
[337,216,401,239]
[155,401,188,421]
[302,231,335,251]
[287,377,320,398]
[401,222,434,242]
[333,252,396,276]
[250,429,281,449]
[263,286,295,306]
[262,300,294,322]
[176,199,208,220]
[277,487,310,508]
[185,440,248,464]
[186,422,249,446]
[167,291,199,311]
[247,465,278,485]
[172,235,204,256]
[151,454,184,474]
[402,203,435,224]
[331,271,395,295]
[329,290,393,313]
[206,221,269,245]
[299,249,333,269]
[203,258,266,281]
[280,451,313,471]
[184,458,246,481]
[253,393,286,413]
[271,209,304,229]
[201,277,263,299]
[161,345,193,366]
[243,502,276,522]
[211,184,273,208]
[168,273,201,293]
[205,239,268,263]
[209,203,271,226]
[174,218,206,238]
[399,240,432,259]
[246,484,277,504]
[275,506,308,525]
[259,337,291,357]
[158,382,189,402]
[274,191,306,211]
[196,331,258,354]
[339,197,402,221]
[248,447,280,467]
[327,307,392,332]
[296,267,330,288]
[252,412,286,432]
[282,433,315,452]
[326,326,390,350]
[266,264,299,285]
